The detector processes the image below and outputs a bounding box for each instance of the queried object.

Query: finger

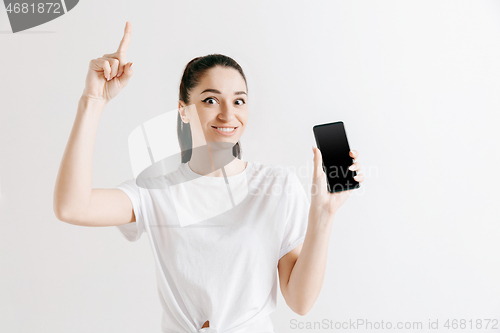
[96,59,112,80]
[117,21,132,54]
[349,150,359,160]
[354,173,365,182]
[103,52,127,76]
[312,146,324,180]
[101,57,119,80]
[89,58,113,80]
[102,52,126,63]
[348,161,360,171]
[116,62,126,78]
[117,62,134,86]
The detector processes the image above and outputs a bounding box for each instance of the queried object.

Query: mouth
[211,126,238,136]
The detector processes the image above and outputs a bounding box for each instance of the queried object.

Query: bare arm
[278,209,333,315]
[278,148,365,315]
[53,22,135,226]
[53,97,136,226]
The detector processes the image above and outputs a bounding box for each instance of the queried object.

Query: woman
[53,22,364,333]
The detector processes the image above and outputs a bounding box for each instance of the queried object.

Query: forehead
[195,66,247,92]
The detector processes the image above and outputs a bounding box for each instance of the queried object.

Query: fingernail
[349,164,355,170]
[107,77,111,81]
[117,72,123,78]
[130,62,134,68]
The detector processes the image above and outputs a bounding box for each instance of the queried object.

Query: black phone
[313,121,360,193]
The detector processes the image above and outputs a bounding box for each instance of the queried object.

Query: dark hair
[177,54,248,163]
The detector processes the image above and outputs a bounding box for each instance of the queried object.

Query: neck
[188,142,246,177]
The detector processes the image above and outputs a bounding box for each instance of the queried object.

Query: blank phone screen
[313,121,360,193]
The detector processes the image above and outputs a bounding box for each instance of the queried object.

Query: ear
[178,101,190,123]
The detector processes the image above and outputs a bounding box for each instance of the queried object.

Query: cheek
[186,108,201,124]
[193,109,211,126]
[239,111,249,125]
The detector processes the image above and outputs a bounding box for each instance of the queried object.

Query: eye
[202,97,218,105]
[235,99,246,106]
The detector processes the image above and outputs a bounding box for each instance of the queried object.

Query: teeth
[216,127,235,132]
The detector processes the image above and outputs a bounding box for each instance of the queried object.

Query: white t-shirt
[114,160,310,333]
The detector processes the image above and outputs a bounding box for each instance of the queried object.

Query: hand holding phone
[313,121,360,193]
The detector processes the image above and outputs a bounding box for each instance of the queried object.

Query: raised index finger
[117,21,132,53]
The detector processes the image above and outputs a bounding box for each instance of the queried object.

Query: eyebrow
[200,88,247,96]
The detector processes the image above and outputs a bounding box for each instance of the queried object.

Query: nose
[217,101,236,123]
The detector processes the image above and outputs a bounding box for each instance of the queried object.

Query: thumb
[312,146,324,180]
[118,62,134,86]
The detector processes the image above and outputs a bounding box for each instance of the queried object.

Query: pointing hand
[82,21,134,103]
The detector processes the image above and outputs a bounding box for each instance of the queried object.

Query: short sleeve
[278,171,310,260]
[114,179,145,242]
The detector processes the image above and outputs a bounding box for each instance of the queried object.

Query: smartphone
[313,121,360,193]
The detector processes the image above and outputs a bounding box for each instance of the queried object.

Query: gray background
[1,0,499,332]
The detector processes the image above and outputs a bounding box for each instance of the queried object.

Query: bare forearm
[286,208,334,314]
[53,96,107,221]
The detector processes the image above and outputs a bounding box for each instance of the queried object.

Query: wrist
[79,95,108,111]
[309,205,336,222]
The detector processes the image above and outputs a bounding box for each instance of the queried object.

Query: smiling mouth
[212,126,237,133]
